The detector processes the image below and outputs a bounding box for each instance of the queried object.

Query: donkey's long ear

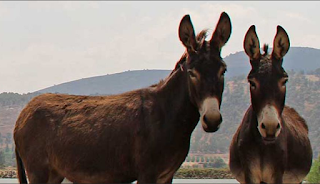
[210,12,232,50]
[272,26,290,61]
[244,25,261,61]
[179,15,197,52]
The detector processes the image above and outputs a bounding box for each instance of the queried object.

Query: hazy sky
[1,1,319,94]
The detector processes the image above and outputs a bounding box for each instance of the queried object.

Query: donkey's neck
[155,68,200,131]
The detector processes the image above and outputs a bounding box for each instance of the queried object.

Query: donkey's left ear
[179,15,197,52]
[272,26,290,60]
[210,12,232,51]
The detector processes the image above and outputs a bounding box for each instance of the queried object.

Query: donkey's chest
[248,158,276,183]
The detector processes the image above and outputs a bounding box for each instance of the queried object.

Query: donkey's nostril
[261,123,266,129]
[219,114,223,123]
[277,123,281,129]
[203,115,208,124]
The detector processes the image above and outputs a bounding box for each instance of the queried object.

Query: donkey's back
[282,106,312,182]
[14,93,143,183]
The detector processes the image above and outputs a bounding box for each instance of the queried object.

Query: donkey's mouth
[262,137,276,144]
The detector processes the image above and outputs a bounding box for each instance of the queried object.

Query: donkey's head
[178,12,231,132]
[244,25,290,142]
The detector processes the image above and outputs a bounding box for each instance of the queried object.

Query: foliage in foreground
[307,156,320,183]
[174,168,233,179]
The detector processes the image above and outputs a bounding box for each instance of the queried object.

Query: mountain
[37,70,171,95]
[224,47,320,77]
[37,47,320,95]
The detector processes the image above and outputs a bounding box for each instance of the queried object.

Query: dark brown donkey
[14,12,231,183]
[229,25,312,184]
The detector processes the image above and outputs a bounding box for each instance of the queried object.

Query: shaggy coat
[14,12,232,184]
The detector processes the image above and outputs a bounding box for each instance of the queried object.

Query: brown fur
[229,25,312,184]
[230,106,312,183]
[14,12,232,184]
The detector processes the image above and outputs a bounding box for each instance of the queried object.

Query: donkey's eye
[249,80,256,90]
[188,70,197,78]
[222,68,227,76]
[282,78,288,86]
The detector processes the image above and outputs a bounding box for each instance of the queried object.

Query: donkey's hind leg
[27,165,64,184]
[27,165,49,184]
[47,168,64,183]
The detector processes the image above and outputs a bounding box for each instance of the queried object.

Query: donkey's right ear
[244,25,261,61]
[179,15,197,52]
[272,26,290,61]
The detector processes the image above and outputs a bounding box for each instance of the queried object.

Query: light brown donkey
[229,25,313,184]
[14,12,232,183]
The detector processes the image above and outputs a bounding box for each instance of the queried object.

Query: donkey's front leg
[158,176,173,184]
[273,170,284,184]
[137,172,158,184]
[244,168,261,184]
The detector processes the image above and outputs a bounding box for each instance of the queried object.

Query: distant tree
[185,156,190,162]
[200,156,204,162]
[6,133,12,143]
[0,151,5,168]
[196,156,200,162]
[212,157,227,168]
[5,138,9,145]
[5,143,9,152]
[191,156,195,162]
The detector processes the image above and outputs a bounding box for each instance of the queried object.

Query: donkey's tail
[15,149,27,184]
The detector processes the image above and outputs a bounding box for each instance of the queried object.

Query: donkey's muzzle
[199,97,222,133]
[201,111,222,132]
[257,105,282,141]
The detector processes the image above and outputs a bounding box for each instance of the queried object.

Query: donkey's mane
[172,29,208,72]
[255,44,273,75]
[152,30,209,88]
[262,44,269,56]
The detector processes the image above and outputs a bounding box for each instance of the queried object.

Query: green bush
[191,156,195,162]
[307,156,320,183]
[196,156,200,162]
[174,168,233,179]
[185,156,190,162]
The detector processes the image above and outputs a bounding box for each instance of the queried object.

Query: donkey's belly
[55,157,137,183]
[48,135,137,183]
[64,170,137,183]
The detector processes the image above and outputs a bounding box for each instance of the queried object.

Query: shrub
[307,156,320,183]
[174,168,233,179]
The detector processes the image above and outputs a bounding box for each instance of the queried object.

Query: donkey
[229,25,313,184]
[14,12,231,184]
